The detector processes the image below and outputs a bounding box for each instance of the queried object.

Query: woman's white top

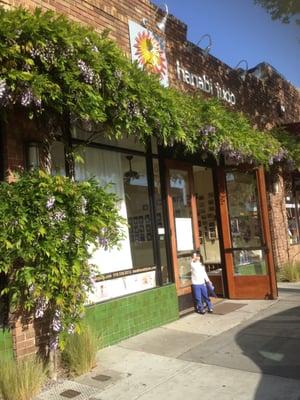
[190,260,209,285]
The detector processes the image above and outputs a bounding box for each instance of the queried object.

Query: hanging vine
[0,6,298,168]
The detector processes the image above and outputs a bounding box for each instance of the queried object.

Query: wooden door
[218,166,277,299]
[165,160,200,298]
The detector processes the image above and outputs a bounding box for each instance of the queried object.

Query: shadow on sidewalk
[236,300,300,399]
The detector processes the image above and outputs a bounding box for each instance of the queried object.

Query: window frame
[50,135,173,286]
[285,174,300,246]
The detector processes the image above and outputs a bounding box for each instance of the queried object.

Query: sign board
[87,270,156,304]
[175,217,194,251]
[176,60,236,105]
[128,20,169,87]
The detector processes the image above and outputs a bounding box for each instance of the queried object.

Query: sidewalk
[36,283,300,400]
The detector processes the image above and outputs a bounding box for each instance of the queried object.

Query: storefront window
[123,154,155,269]
[226,171,267,276]
[75,147,157,273]
[285,178,300,245]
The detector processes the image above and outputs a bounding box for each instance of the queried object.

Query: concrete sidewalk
[36,283,300,400]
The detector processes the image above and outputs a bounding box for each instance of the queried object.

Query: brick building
[0,0,299,360]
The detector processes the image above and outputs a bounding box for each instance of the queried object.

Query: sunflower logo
[134,31,167,77]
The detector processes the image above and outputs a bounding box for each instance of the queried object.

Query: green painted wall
[84,284,179,347]
[0,329,13,361]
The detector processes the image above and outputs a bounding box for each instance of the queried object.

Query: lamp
[156,3,169,33]
[234,59,248,81]
[123,155,139,184]
[27,141,40,169]
[196,34,212,56]
[141,17,149,28]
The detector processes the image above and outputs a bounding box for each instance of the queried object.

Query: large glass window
[123,154,155,269]
[75,147,156,273]
[226,171,267,276]
[285,177,300,245]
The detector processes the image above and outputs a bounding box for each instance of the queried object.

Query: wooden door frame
[256,166,277,299]
[217,165,277,300]
[165,160,200,296]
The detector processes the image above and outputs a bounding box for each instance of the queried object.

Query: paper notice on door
[175,217,194,251]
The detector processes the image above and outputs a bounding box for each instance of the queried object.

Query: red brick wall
[11,315,50,359]
[268,172,300,268]
[3,110,45,175]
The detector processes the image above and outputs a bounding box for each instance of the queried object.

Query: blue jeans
[192,283,212,312]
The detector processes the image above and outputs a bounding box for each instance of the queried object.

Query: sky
[152,0,300,88]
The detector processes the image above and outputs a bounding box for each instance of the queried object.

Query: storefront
[1,0,300,358]
[49,124,278,311]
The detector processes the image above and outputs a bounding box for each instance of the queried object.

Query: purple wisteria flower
[99,237,108,248]
[52,310,62,333]
[49,336,59,351]
[272,148,288,163]
[128,101,141,117]
[51,210,66,223]
[20,88,42,108]
[21,89,33,106]
[98,227,109,249]
[35,297,49,319]
[30,41,56,65]
[46,196,55,210]
[0,79,6,100]
[220,142,247,164]
[199,125,216,136]
[78,59,94,84]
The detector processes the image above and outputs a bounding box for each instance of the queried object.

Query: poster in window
[175,218,194,251]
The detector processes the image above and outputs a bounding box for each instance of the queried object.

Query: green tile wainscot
[84,284,179,347]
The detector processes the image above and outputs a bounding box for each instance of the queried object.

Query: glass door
[221,168,277,299]
[226,170,267,276]
[166,161,199,296]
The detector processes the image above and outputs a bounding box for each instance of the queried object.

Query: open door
[218,166,277,299]
[165,160,199,304]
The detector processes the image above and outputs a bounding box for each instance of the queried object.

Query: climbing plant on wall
[0,6,298,167]
[0,170,125,373]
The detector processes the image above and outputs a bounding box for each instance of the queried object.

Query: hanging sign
[128,20,169,87]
